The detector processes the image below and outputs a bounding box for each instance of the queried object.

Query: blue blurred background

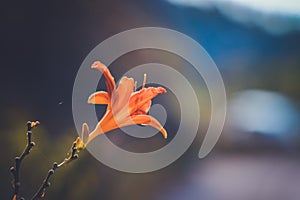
[1,0,300,199]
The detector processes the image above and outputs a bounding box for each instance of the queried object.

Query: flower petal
[132,100,151,115]
[91,61,116,95]
[88,91,110,104]
[86,111,118,144]
[120,115,168,139]
[111,77,134,118]
[81,123,90,144]
[129,87,166,115]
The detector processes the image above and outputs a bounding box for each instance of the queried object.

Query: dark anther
[27,121,32,130]
[10,167,15,172]
[46,182,51,187]
[53,162,58,169]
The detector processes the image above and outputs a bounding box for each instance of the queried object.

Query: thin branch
[31,142,79,200]
[10,121,39,200]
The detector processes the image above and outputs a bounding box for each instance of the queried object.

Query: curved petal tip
[87,91,110,104]
[91,61,107,71]
[161,128,168,139]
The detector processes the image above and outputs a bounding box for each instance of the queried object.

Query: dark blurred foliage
[1,0,300,199]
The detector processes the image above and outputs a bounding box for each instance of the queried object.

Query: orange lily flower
[79,61,167,147]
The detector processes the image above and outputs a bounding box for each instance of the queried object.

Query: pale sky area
[167,0,300,34]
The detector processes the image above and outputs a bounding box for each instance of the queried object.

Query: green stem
[10,121,37,200]
[31,143,79,200]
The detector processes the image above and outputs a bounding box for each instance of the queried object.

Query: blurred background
[1,0,300,199]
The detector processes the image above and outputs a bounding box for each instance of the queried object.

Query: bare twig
[10,121,39,200]
[31,142,79,200]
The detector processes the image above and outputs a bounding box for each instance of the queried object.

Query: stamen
[134,81,137,91]
[142,73,147,89]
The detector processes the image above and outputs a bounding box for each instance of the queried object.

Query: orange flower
[80,61,167,146]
